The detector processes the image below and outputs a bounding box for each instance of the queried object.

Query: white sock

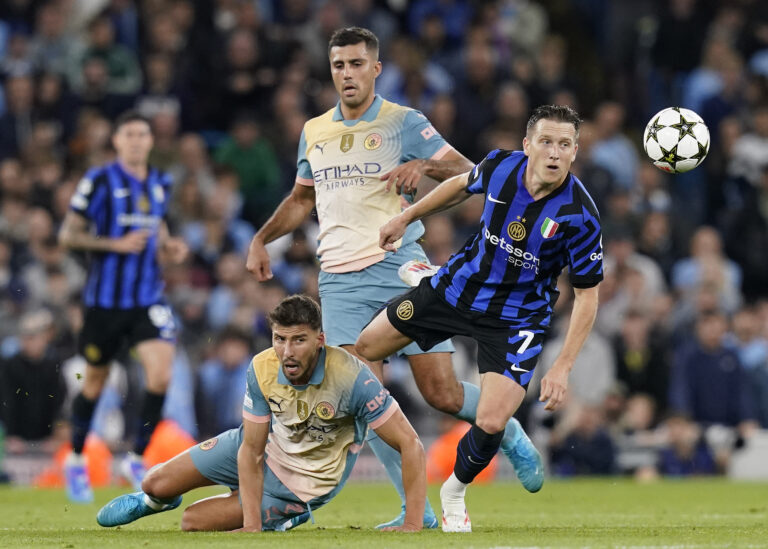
[440,473,468,509]
[143,494,167,510]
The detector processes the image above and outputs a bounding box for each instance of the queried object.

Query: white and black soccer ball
[643,107,710,174]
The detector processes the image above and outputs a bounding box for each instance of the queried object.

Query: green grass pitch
[0,479,766,548]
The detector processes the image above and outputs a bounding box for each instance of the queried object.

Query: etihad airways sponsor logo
[483,225,540,273]
[313,162,382,183]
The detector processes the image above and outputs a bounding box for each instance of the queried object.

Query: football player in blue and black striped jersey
[58,110,188,503]
[356,105,603,532]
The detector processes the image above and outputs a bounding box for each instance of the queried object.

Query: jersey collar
[332,94,383,124]
[277,347,327,388]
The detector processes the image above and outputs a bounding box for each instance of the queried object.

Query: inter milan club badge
[199,438,218,451]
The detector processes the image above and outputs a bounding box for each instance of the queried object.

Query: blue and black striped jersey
[69,162,171,309]
[431,150,603,324]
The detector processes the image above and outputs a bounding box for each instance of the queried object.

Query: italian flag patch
[541,217,559,238]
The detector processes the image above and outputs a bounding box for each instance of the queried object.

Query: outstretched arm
[539,285,600,411]
[383,149,474,194]
[246,183,316,281]
[373,407,426,532]
[235,419,270,532]
[379,170,472,251]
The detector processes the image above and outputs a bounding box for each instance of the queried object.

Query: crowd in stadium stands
[1,0,768,483]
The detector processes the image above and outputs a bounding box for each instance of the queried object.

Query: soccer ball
[642,107,710,174]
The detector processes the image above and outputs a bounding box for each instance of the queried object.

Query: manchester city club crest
[199,438,218,451]
[340,133,354,152]
[364,133,382,150]
[315,401,335,420]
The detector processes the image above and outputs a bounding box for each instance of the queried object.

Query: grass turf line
[0,479,766,548]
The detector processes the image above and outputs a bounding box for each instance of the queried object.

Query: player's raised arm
[372,407,426,532]
[246,182,316,281]
[379,170,472,251]
[539,285,600,411]
[235,418,270,532]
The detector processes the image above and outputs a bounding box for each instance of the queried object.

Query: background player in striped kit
[356,105,604,532]
[58,110,188,503]
[246,27,544,529]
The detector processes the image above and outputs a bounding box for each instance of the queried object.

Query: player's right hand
[246,237,273,281]
[379,214,408,252]
[112,229,150,254]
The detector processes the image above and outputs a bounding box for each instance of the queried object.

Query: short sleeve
[242,364,271,423]
[296,128,313,185]
[69,172,106,221]
[466,149,505,195]
[400,109,451,162]
[349,366,398,429]
[567,200,604,288]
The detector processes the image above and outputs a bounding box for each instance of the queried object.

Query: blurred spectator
[727,104,768,187]
[727,306,768,427]
[549,404,616,476]
[657,414,717,476]
[612,309,670,419]
[67,12,142,95]
[28,3,73,75]
[0,309,66,451]
[589,101,639,191]
[668,309,757,429]
[0,74,34,160]
[195,326,252,439]
[671,226,742,314]
[214,115,281,227]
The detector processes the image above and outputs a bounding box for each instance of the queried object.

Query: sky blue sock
[455,381,480,423]
[455,381,520,443]
[366,430,435,517]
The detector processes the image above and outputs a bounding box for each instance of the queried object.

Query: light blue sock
[366,430,435,517]
[455,381,481,423]
[455,381,520,443]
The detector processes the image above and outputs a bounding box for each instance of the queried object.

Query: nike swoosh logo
[487,194,506,204]
[509,365,530,373]
[113,189,130,198]
[467,455,483,465]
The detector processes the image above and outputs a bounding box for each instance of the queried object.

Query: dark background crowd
[1,0,768,483]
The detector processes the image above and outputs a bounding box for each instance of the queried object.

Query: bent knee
[475,417,508,435]
[141,466,171,499]
[353,338,374,361]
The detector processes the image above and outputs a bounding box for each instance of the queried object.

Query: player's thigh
[181,490,243,532]
[354,308,414,363]
[318,270,382,347]
[473,320,546,389]
[78,307,127,366]
[142,448,215,499]
[408,352,463,414]
[188,428,242,491]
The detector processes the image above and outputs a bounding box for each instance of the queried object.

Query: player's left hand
[539,362,570,411]
[160,237,189,264]
[382,159,426,195]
